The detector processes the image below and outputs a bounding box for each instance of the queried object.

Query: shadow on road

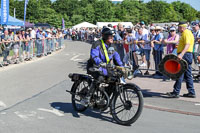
[50,102,116,124]
[142,89,170,99]
[77,61,87,71]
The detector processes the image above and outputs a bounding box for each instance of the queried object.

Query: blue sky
[143,0,200,11]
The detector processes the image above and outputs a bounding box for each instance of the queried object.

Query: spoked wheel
[111,84,143,125]
[71,80,90,112]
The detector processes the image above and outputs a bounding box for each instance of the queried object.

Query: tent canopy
[96,22,133,28]
[73,22,97,29]
[0,9,24,26]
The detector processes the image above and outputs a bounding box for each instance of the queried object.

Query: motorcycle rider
[82,27,124,106]
[90,27,123,74]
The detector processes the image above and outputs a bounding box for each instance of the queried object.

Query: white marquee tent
[73,22,97,29]
[96,22,133,28]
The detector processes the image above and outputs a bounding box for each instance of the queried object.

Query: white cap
[170,27,176,31]
[46,29,51,33]
[150,26,155,30]
[155,26,162,30]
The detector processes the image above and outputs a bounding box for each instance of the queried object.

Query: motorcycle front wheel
[110,83,143,125]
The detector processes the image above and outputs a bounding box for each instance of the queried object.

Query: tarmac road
[0,40,199,133]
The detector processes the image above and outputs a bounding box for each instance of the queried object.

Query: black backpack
[86,40,104,74]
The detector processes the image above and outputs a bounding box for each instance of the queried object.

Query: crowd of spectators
[63,20,200,80]
[0,27,65,66]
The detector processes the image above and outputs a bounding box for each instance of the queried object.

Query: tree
[4,0,200,27]
[172,1,197,21]
[197,11,200,20]
[39,0,52,8]
[93,0,114,23]
[121,0,141,23]
[52,0,80,17]
[71,15,84,25]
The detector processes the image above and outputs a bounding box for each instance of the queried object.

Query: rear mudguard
[68,73,92,82]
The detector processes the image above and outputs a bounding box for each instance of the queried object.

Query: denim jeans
[58,38,62,48]
[153,50,163,74]
[144,49,151,61]
[173,52,195,95]
[29,40,34,57]
[25,42,31,52]
[36,40,43,56]
[50,39,54,51]
[46,39,51,53]
[3,49,9,61]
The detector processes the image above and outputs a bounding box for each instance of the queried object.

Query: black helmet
[101,27,114,35]
[101,28,114,41]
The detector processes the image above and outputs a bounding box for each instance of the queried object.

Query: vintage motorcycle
[67,64,143,125]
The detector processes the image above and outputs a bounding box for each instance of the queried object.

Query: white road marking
[70,54,85,62]
[14,111,29,120]
[27,111,37,117]
[1,112,6,115]
[0,101,6,108]
[195,103,200,106]
[37,116,44,120]
[38,108,64,117]
[14,111,37,120]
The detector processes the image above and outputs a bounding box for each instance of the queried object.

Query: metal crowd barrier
[136,46,199,72]
[0,37,64,67]
[113,42,199,74]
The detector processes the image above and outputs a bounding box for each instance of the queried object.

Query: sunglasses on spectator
[150,30,155,31]
[170,30,175,32]
[155,30,160,32]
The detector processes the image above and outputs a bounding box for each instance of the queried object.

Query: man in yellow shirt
[167,22,196,98]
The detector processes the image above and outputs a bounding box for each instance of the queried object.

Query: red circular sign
[164,60,181,74]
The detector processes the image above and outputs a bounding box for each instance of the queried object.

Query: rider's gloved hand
[100,62,107,67]
[107,63,115,69]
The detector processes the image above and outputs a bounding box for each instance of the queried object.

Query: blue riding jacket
[90,40,123,75]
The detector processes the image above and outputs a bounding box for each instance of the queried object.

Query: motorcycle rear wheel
[71,80,90,112]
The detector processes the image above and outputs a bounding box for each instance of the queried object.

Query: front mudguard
[123,83,142,91]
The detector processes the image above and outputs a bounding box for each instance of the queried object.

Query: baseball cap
[150,26,155,30]
[155,26,162,30]
[140,21,145,25]
[192,22,199,27]
[170,27,176,31]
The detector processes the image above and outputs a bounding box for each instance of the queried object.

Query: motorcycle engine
[96,97,107,109]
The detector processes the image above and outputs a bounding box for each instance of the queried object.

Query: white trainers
[140,63,147,67]
[120,77,126,84]
[133,69,141,76]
